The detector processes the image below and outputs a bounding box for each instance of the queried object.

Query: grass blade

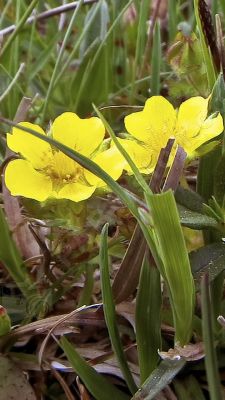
[1,0,39,58]
[93,104,150,193]
[201,274,223,400]
[41,0,84,122]
[132,359,185,400]
[135,252,161,383]
[150,20,161,96]
[100,223,137,394]
[146,190,195,346]
[193,0,216,91]
[60,336,130,400]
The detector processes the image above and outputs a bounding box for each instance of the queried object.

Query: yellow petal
[85,146,125,186]
[5,159,52,201]
[51,112,105,156]
[124,96,176,146]
[113,138,158,174]
[184,112,224,154]
[176,96,209,138]
[7,122,52,169]
[57,182,96,202]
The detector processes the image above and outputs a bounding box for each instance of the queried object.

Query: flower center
[42,151,83,191]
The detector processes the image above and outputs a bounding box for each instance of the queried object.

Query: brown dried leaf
[0,354,36,400]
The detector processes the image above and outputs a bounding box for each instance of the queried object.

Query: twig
[0,63,25,103]
[0,0,98,37]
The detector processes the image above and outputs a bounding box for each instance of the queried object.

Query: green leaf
[214,153,225,207]
[173,375,205,400]
[0,0,39,59]
[201,275,223,400]
[79,0,109,57]
[193,0,216,91]
[178,204,218,229]
[100,223,137,394]
[146,190,195,346]
[93,104,151,194]
[190,242,225,283]
[175,186,204,213]
[135,253,161,383]
[41,0,84,122]
[151,21,161,96]
[60,336,130,400]
[132,359,185,400]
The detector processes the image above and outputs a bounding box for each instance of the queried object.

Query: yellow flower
[5,113,124,202]
[117,96,224,173]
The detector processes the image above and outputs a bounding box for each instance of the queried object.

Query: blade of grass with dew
[135,252,161,383]
[193,0,216,91]
[100,223,137,394]
[146,190,195,346]
[93,104,150,194]
[201,274,223,400]
[150,20,161,96]
[0,0,39,59]
[132,359,186,400]
[41,0,84,123]
[60,336,130,400]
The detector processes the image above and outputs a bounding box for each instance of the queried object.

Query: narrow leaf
[136,253,161,383]
[60,336,130,400]
[201,274,223,400]
[132,359,185,400]
[146,190,195,345]
[100,223,137,394]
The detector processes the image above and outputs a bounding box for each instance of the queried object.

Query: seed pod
[0,306,11,336]
[198,0,220,71]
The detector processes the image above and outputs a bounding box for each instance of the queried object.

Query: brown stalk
[0,0,99,37]
[215,14,225,80]
[198,0,220,72]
